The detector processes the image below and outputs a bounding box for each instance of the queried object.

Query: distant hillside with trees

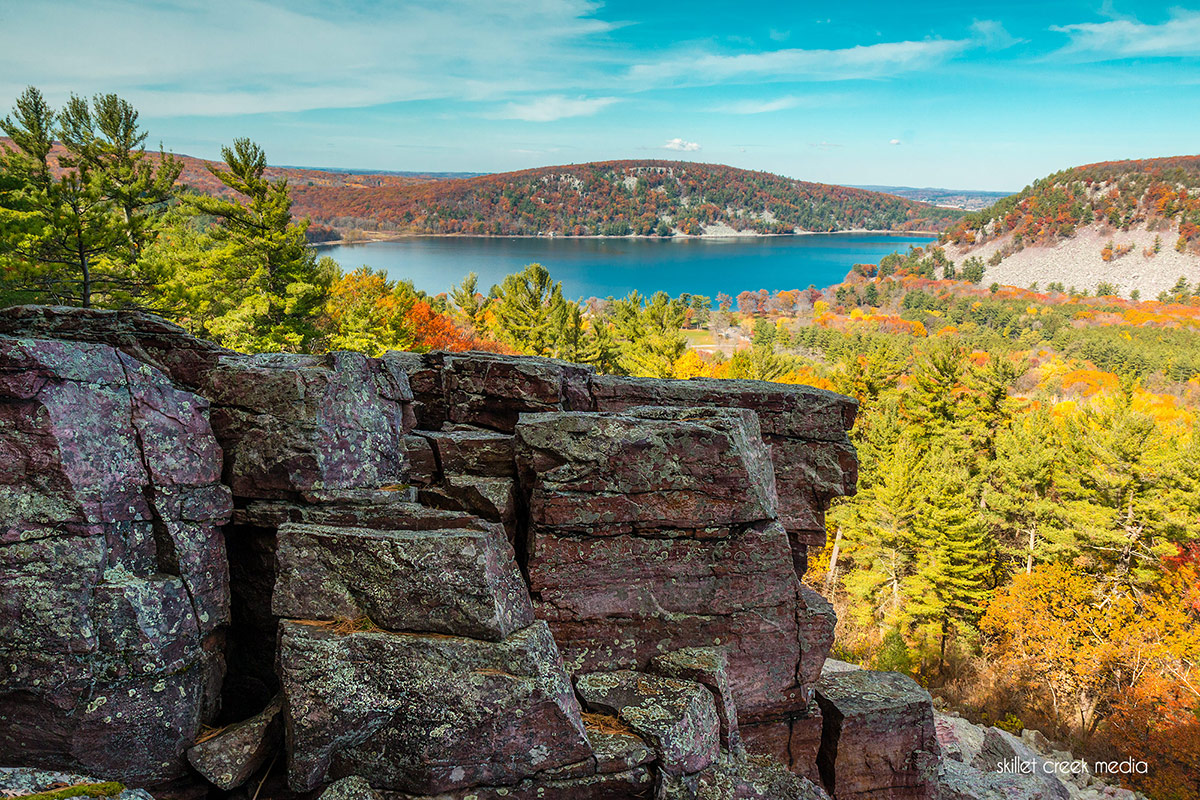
[288,160,964,237]
[944,154,1200,255]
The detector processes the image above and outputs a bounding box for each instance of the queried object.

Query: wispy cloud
[627,39,970,86]
[0,0,616,116]
[889,139,902,145]
[492,95,618,121]
[715,96,803,114]
[1051,10,1200,59]
[808,141,843,149]
[663,138,701,151]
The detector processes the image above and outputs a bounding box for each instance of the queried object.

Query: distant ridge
[290,159,964,237]
[276,165,485,180]
[852,185,1014,211]
[1,139,961,238]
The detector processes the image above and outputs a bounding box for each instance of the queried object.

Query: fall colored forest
[2,88,1198,800]
[289,160,964,236]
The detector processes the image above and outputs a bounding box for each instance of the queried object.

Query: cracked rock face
[277,620,591,794]
[576,670,721,777]
[272,522,533,641]
[517,406,778,533]
[518,408,826,721]
[0,335,231,784]
[200,350,415,500]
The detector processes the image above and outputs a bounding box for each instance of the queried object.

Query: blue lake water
[322,233,936,300]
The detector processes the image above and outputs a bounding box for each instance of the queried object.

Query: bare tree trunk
[824,526,843,592]
[1026,526,1036,574]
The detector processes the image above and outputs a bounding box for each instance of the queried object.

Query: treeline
[944,154,1200,256]
[289,160,963,237]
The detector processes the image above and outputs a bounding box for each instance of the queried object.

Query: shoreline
[314,228,939,249]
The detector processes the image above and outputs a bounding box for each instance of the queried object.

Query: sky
[2,0,1198,191]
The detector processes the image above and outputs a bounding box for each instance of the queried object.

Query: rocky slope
[941,155,1200,296]
[0,305,1124,800]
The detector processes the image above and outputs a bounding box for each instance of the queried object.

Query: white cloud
[492,95,618,122]
[970,19,1020,50]
[628,38,969,86]
[663,138,701,151]
[1051,10,1200,59]
[889,139,902,145]
[716,96,802,114]
[0,0,616,116]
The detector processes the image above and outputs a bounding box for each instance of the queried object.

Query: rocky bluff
[0,306,1069,800]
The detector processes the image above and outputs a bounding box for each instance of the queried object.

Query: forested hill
[944,154,1200,253]
[939,154,1200,297]
[287,160,964,236]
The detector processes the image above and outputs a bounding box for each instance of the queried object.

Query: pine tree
[904,461,992,672]
[609,291,687,377]
[489,263,567,356]
[148,138,333,351]
[1,87,166,307]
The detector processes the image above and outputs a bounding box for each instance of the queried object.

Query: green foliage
[1,86,180,307]
[489,263,567,356]
[146,138,333,352]
[961,257,986,284]
[609,291,687,377]
[871,628,916,676]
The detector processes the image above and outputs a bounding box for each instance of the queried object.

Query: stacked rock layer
[0,307,950,800]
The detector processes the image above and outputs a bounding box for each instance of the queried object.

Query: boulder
[272,522,533,641]
[814,669,939,800]
[938,758,1071,800]
[589,374,858,560]
[223,499,504,716]
[649,648,743,754]
[187,695,283,790]
[0,306,418,502]
[0,335,230,784]
[0,304,230,388]
[516,407,778,533]
[278,620,590,793]
[971,728,1071,800]
[693,755,831,800]
[575,670,720,777]
[936,712,987,765]
[441,351,593,432]
[200,350,414,500]
[518,407,826,721]
[417,475,517,531]
[531,522,811,720]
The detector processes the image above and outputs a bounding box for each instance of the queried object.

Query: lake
[322,233,936,300]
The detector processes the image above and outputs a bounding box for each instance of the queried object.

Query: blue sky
[2,0,1198,190]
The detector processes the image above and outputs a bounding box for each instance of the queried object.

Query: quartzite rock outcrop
[0,306,968,800]
[0,333,231,783]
